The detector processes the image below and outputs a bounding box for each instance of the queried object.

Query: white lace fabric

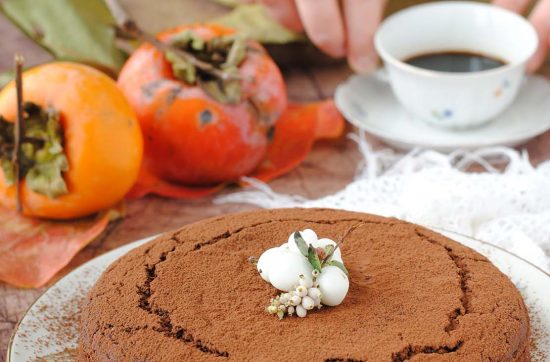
[217,132,550,272]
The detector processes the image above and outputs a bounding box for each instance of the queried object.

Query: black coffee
[404,51,506,73]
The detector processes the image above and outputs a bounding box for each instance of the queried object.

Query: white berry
[313,296,322,307]
[279,294,290,305]
[312,269,320,278]
[299,274,313,288]
[257,247,283,283]
[302,296,315,310]
[296,305,307,318]
[268,251,314,292]
[287,234,299,254]
[318,265,349,306]
[295,285,308,297]
[290,295,302,306]
[301,229,318,243]
[307,287,321,300]
[287,306,295,315]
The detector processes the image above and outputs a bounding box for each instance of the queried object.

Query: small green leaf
[165,51,197,84]
[326,260,349,277]
[323,245,335,260]
[198,78,241,104]
[191,36,206,51]
[224,78,242,103]
[212,4,304,44]
[0,0,126,73]
[293,231,309,257]
[166,30,243,104]
[170,29,206,52]
[0,159,15,186]
[25,153,69,198]
[0,103,69,198]
[212,0,242,8]
[307,245,322,272]
[222,36,246,68]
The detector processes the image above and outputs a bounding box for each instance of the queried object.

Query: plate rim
[6,227,550,361]
[335,73,550,149]
[5,235,156,362]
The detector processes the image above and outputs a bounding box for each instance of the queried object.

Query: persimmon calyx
[165,30,247,104]
[0,102,69,198]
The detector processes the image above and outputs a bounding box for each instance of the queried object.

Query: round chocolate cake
[78,208,530,361]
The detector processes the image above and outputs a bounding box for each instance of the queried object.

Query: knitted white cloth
[217,132,550,272]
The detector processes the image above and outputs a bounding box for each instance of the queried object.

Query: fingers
[343,0,387,72]
[258,0,304,32]
[295,0,346,57]
[527,0,550,72]
[492,0,531,13]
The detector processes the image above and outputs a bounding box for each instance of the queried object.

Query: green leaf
[170,29,207,52]
[24,108,69,198]
[222,36,247,68]
[293,231,309,257]
[165,30,244,104]
[212,0,242,8]
[307,245,322,273]
[0,0,126,73]
[212,4,304,44]
[0,103,69,199]
[25,153,69,198]
[198,78,241,104]
[0,71,14,90]
[326,260,349,277]
[323,245,335,259]
[0,159,15,186]
[165,51,197,84]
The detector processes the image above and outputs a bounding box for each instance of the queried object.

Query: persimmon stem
[13,54,24,213]
[104,0,240,81]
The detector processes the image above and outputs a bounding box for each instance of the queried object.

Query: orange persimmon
[118,24,287,186]
[0,62,143,219]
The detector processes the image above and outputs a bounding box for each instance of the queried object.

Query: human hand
[494,0,550,72]
[250,0,550,73]
[246,0,387,73]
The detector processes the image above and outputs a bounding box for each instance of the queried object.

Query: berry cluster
[266,272,323,319]
[256,229,350,319]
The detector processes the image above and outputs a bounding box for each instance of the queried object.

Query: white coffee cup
[374,1,538,129]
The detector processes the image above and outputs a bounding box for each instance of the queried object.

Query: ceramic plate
[7,230,550,361]
[335,71,550,151]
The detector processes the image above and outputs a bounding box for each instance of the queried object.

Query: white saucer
[6,229,550,361]
[335,71,550,151]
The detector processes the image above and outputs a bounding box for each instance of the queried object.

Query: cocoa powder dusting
[528,298,549,361]
[75,208,531,361]
[14,280,87,360]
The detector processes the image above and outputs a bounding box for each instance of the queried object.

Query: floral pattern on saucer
[431,108,453,121]
[334,71,550,151]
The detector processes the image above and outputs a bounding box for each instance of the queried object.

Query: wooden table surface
[1,4,550,360]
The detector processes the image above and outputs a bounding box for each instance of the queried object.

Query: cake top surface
[79,208,530,361]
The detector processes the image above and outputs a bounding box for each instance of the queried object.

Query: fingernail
[349,54,379,73]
